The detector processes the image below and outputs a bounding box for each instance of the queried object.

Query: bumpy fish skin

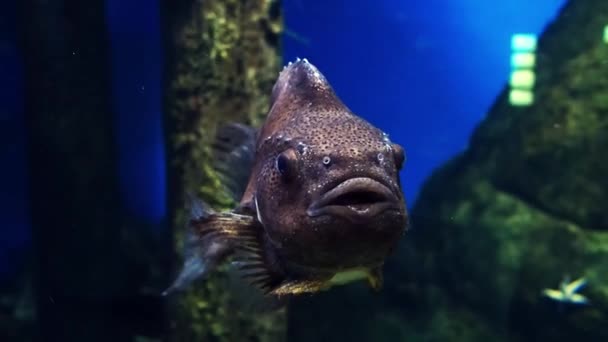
[166,58,408,297]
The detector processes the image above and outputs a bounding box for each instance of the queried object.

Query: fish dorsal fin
[271,58,329,104]
[270,58,346,114]
[212,123,257,201]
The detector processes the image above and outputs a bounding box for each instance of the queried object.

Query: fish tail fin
[162,194,256,296]
[161,243,208,296]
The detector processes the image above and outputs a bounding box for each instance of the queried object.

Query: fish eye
[377,153,384,163]
[275,149,298,181]
[391,144,405,170]
[276,154,288,173]
[322,156,331,166]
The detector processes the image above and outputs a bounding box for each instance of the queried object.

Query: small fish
[542,276,589,305]
[164,58,409,297]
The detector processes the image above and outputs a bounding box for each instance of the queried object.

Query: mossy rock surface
[398,0,608,340]
[469,0,608,231]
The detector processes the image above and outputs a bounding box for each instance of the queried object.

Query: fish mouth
[307,177,400,222]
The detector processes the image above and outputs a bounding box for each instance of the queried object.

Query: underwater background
[1,0,607,341]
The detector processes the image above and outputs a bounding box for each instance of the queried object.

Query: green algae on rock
[162,0,284,341]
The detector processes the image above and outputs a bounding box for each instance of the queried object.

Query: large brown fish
[164,58,409,297]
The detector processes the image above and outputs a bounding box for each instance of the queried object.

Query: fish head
[253,59,409,273]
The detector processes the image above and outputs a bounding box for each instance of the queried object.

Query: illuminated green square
[509,89,534,106]
[511,52,536,69]
[511,34,537,52]
[604,25,608,44]
[510,70,536,89]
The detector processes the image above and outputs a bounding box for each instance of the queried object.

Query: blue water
[282,0,564,206]
[106,0,167,224]
[0,1,29,276]
[0,0,565,275]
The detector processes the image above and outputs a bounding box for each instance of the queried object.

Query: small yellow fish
[542,277,588,305]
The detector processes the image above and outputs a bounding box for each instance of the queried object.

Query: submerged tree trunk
[19,1,132,341]
[162,0,284,341]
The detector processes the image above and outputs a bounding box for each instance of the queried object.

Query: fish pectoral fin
[542,289,565,301]
[162,195,258,296]
[230,227,284,294]
[211,122,257,201]
[564,277,587,296]
[270,279,330,296]
[222,207,328,297]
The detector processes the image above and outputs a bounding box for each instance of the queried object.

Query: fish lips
[306,177,402,223]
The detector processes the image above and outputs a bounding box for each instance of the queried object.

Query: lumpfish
[164,58,409,297]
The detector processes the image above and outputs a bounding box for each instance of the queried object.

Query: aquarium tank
[1,0,607,341]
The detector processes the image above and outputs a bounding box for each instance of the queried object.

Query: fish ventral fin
[162,194,258,296]
[270,280,330,296]
[211,123,257,201]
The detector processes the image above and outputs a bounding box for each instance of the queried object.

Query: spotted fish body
[165,59,409,297]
